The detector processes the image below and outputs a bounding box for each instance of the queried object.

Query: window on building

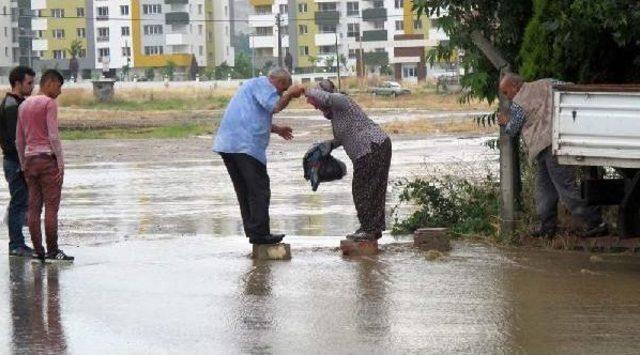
[375,48,385,53]
[98,48,110,60]
[122,46,131,57]
[395,0,403,8]
[298,3,307,13]
[144,46,164,55]
[395,21,403,31]
[319,3,336,11]
[319,24,336,34]
[347,23,360,37]
[122,26,130,36]
[121,5,129,16]
[96,7,108,19]
[318,45,334,54]
[226,25,229,35]
[51,9,64,18]
[299,46,309,56]
[199,46,203,55]
[298,25,308,35]
[76,7,85,17]
[414,20,423,30]
[38,51,46,58]
[373,0,384,8]
[373,21,385,30]
[143,4,162,15]
[347,2,359,16]
[77,28,86,38]
[52,29,65,39]
[198,24,203,35]
[255,6,271,15]
[143,25,163,35]
[53,50,65,59]
[279,4,287,14]
[348,49,357,59]
[256,27,272,36]
[225,5,228,16]
[97,27,109,41]
[403,66,417,77]
[198,4,202,14]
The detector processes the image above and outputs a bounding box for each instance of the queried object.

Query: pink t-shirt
[16,95,64,170]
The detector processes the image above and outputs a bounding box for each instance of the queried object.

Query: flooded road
[0,121,639,353]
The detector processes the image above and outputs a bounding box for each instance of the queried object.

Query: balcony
[315,33,339,46]
[31,18,47,31]
[248,14,275,27]
[165,12,189,25]
[362,30,387,42]
[363,51,388,65]
[96,36,109,42]
[250,35,275,48]
[362,7,386,21]
[166,33,187,45]
[164,0,188,3]
[314,11,339,25]
[31,39,48,51]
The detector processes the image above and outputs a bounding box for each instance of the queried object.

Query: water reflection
[238,260,275,354]
[9,259,67,354]
[355,259,391,342]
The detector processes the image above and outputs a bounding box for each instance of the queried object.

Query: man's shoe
[581,222,609,238]
[530,228,557,239]
[9,245,33,258]
[45,249,75,263]
[249,234,285,245]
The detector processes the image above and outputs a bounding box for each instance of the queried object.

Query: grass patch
[392,174,501,239]
[61,123,213,140]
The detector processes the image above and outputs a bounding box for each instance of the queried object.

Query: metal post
[469,30,521,241]
[276,13,283,68]
[335,29,341,91]
[251,34,255,77]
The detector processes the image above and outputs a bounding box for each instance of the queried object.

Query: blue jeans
[3,158,28,250]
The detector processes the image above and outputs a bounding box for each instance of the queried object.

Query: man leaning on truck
[498,73,609,238]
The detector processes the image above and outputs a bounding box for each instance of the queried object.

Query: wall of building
[0,0,13,71]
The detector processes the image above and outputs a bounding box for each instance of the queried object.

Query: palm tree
[67,39,83,81]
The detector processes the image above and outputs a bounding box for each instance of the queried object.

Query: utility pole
[276,13,283,68]
[252,36,256,77]
[469,30,521,241]
[335,28,341,91]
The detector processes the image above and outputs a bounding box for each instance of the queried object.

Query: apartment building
[0,0,13,74]
[248,0,447,81]
[1,0,235,79]
[30,0,95,77]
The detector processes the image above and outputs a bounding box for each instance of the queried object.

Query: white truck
[552,85,640,238]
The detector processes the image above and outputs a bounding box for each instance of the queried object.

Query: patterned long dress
[306,88,392,233]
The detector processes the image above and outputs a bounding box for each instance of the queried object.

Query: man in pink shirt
[16,69,73,262]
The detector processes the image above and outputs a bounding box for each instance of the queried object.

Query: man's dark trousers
[220,153,271,238]
[3,157,28,250]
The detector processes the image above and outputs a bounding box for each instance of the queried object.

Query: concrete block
[340,239,379,256]
[414,228,451,251]
[252,243,291,261]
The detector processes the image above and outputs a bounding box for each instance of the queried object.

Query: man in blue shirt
[213,68,304,244]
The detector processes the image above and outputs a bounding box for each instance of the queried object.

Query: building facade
[248,0,448,81]
[0,0,13,74]
[1,0,235,80]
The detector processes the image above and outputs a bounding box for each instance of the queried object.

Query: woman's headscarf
[307,79,338,119]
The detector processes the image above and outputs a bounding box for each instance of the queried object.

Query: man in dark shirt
[0,66,35,256]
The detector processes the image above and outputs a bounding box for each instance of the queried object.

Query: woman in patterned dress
[302,79,392,241]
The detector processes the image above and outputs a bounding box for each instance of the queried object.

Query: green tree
[308,56,318,68]
[144,68,155,81]
[67,39,83,80]
[234,52,253,78]
[324,56,335,69]
[413,0,533,103]
[520,0,640,83]
[162,60,177,80]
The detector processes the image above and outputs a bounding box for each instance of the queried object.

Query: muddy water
[0,128,639,353]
